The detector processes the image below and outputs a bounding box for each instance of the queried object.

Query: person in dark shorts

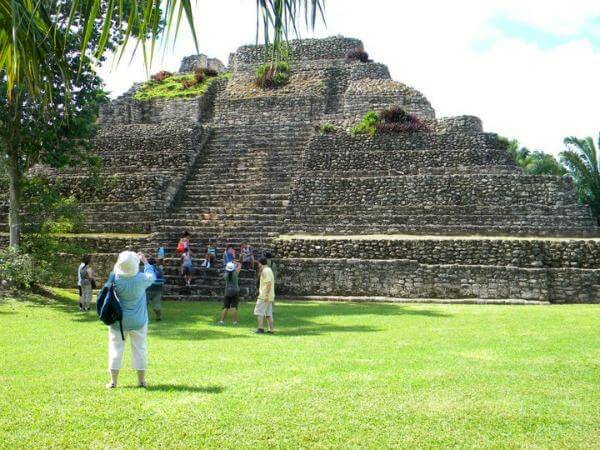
[146,257,164,321]
[217,262,240,325]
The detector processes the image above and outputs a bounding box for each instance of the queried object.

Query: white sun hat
[225,262,236,272]
[114,251,140,278]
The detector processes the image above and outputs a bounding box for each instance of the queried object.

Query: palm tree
[560,134,600,220]
[0,0,325,104]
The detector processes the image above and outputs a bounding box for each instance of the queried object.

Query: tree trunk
[6,155,22,249]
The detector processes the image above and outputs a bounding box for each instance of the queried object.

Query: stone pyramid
[3,36,598,302]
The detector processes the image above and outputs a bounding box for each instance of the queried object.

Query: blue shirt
[112,265,156,331]
[224,250,235,264]
[157,247,165,259]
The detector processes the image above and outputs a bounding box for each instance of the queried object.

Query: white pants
[108,325,148,371]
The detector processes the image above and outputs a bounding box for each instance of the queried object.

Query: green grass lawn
[0,291,598,449]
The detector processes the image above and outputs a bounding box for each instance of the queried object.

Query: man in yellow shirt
[254,256,275,334]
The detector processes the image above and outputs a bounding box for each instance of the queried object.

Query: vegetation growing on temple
[134,70,230,101]
[350,107,427,136]
[255,62,291,89]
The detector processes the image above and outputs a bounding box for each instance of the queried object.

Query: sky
[97,0,600,156]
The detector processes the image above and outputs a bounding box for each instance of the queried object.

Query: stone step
[189,163,301,173]
[176,199,288,208]
[167,213,281,221]
[287,213,596,228]
[169,206,286,215]
[304,166,522,176]
[274,235,600,269]
[81,222,156,233]
[286,223,600,238]
[286,203,591,217]
[180,186,290,195]
[180,192,289,200]
[154,226,281,239]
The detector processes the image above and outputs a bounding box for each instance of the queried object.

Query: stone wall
[303,134,515,174]
[98,77,225,125]
[178,54,226,73]
[344,79,436,120]
[232,36,363,69]
[289,175,578,208]
[275,258,599,303]
[274,238,600,269]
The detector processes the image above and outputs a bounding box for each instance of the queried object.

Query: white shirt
[77,263,85,286]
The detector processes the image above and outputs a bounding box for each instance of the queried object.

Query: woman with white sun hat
[106,250,156,389]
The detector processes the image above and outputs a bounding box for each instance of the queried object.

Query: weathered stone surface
[2,35,598,302]
[275,258,599,303]
[178,54,225,73]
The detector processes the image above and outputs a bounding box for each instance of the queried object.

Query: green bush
[0,248,40,290]
[350,111,379,137]
[255,61,291,89]
[318,123,336,134]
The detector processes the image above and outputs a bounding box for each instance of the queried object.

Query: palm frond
[2,1,326,106]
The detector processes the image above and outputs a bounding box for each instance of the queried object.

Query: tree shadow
[25,288,99,323]
[276,300,451,320]
[273,323,381,337]
[136,384,224,394]
[19,290,452,341]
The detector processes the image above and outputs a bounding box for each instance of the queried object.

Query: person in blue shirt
[106,251,155,389]
[223,244,236,267]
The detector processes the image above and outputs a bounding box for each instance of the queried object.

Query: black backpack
[96,273,125,340]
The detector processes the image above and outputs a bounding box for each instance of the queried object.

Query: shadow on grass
[23,289,452,341]
[26,288,99,323]
[133,384,225,394]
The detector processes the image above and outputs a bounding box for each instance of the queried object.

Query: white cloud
[99,0,600,155]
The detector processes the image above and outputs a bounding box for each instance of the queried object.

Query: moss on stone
[133,72,230,101]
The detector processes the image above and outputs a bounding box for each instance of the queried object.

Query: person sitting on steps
[239,242,255,271]
[202,239,217,269]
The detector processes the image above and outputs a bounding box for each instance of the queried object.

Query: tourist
[177,231,191,254]
[239,242,255,270]
[217,261,241,326]
[146,257,164,321]
[156,243,166,266]
[254,256,275,334]
[202,239,217,269]
[77,255,88,309]
[181,248,193,287]
[78,255,95,312]
[106,251,156,389]
[223,244,236,268]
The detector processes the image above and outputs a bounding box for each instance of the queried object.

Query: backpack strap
[108,272,125,341]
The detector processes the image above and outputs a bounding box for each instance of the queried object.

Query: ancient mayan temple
[4,36,599,303]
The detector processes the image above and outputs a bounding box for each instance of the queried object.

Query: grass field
[0,291,598,449]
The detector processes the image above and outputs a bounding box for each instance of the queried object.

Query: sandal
[138,381,147,388]
[105,382,117,389]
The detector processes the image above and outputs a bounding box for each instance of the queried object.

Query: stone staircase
[154,125,313,300]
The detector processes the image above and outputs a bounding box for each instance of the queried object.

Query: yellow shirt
[258,267,275,302]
